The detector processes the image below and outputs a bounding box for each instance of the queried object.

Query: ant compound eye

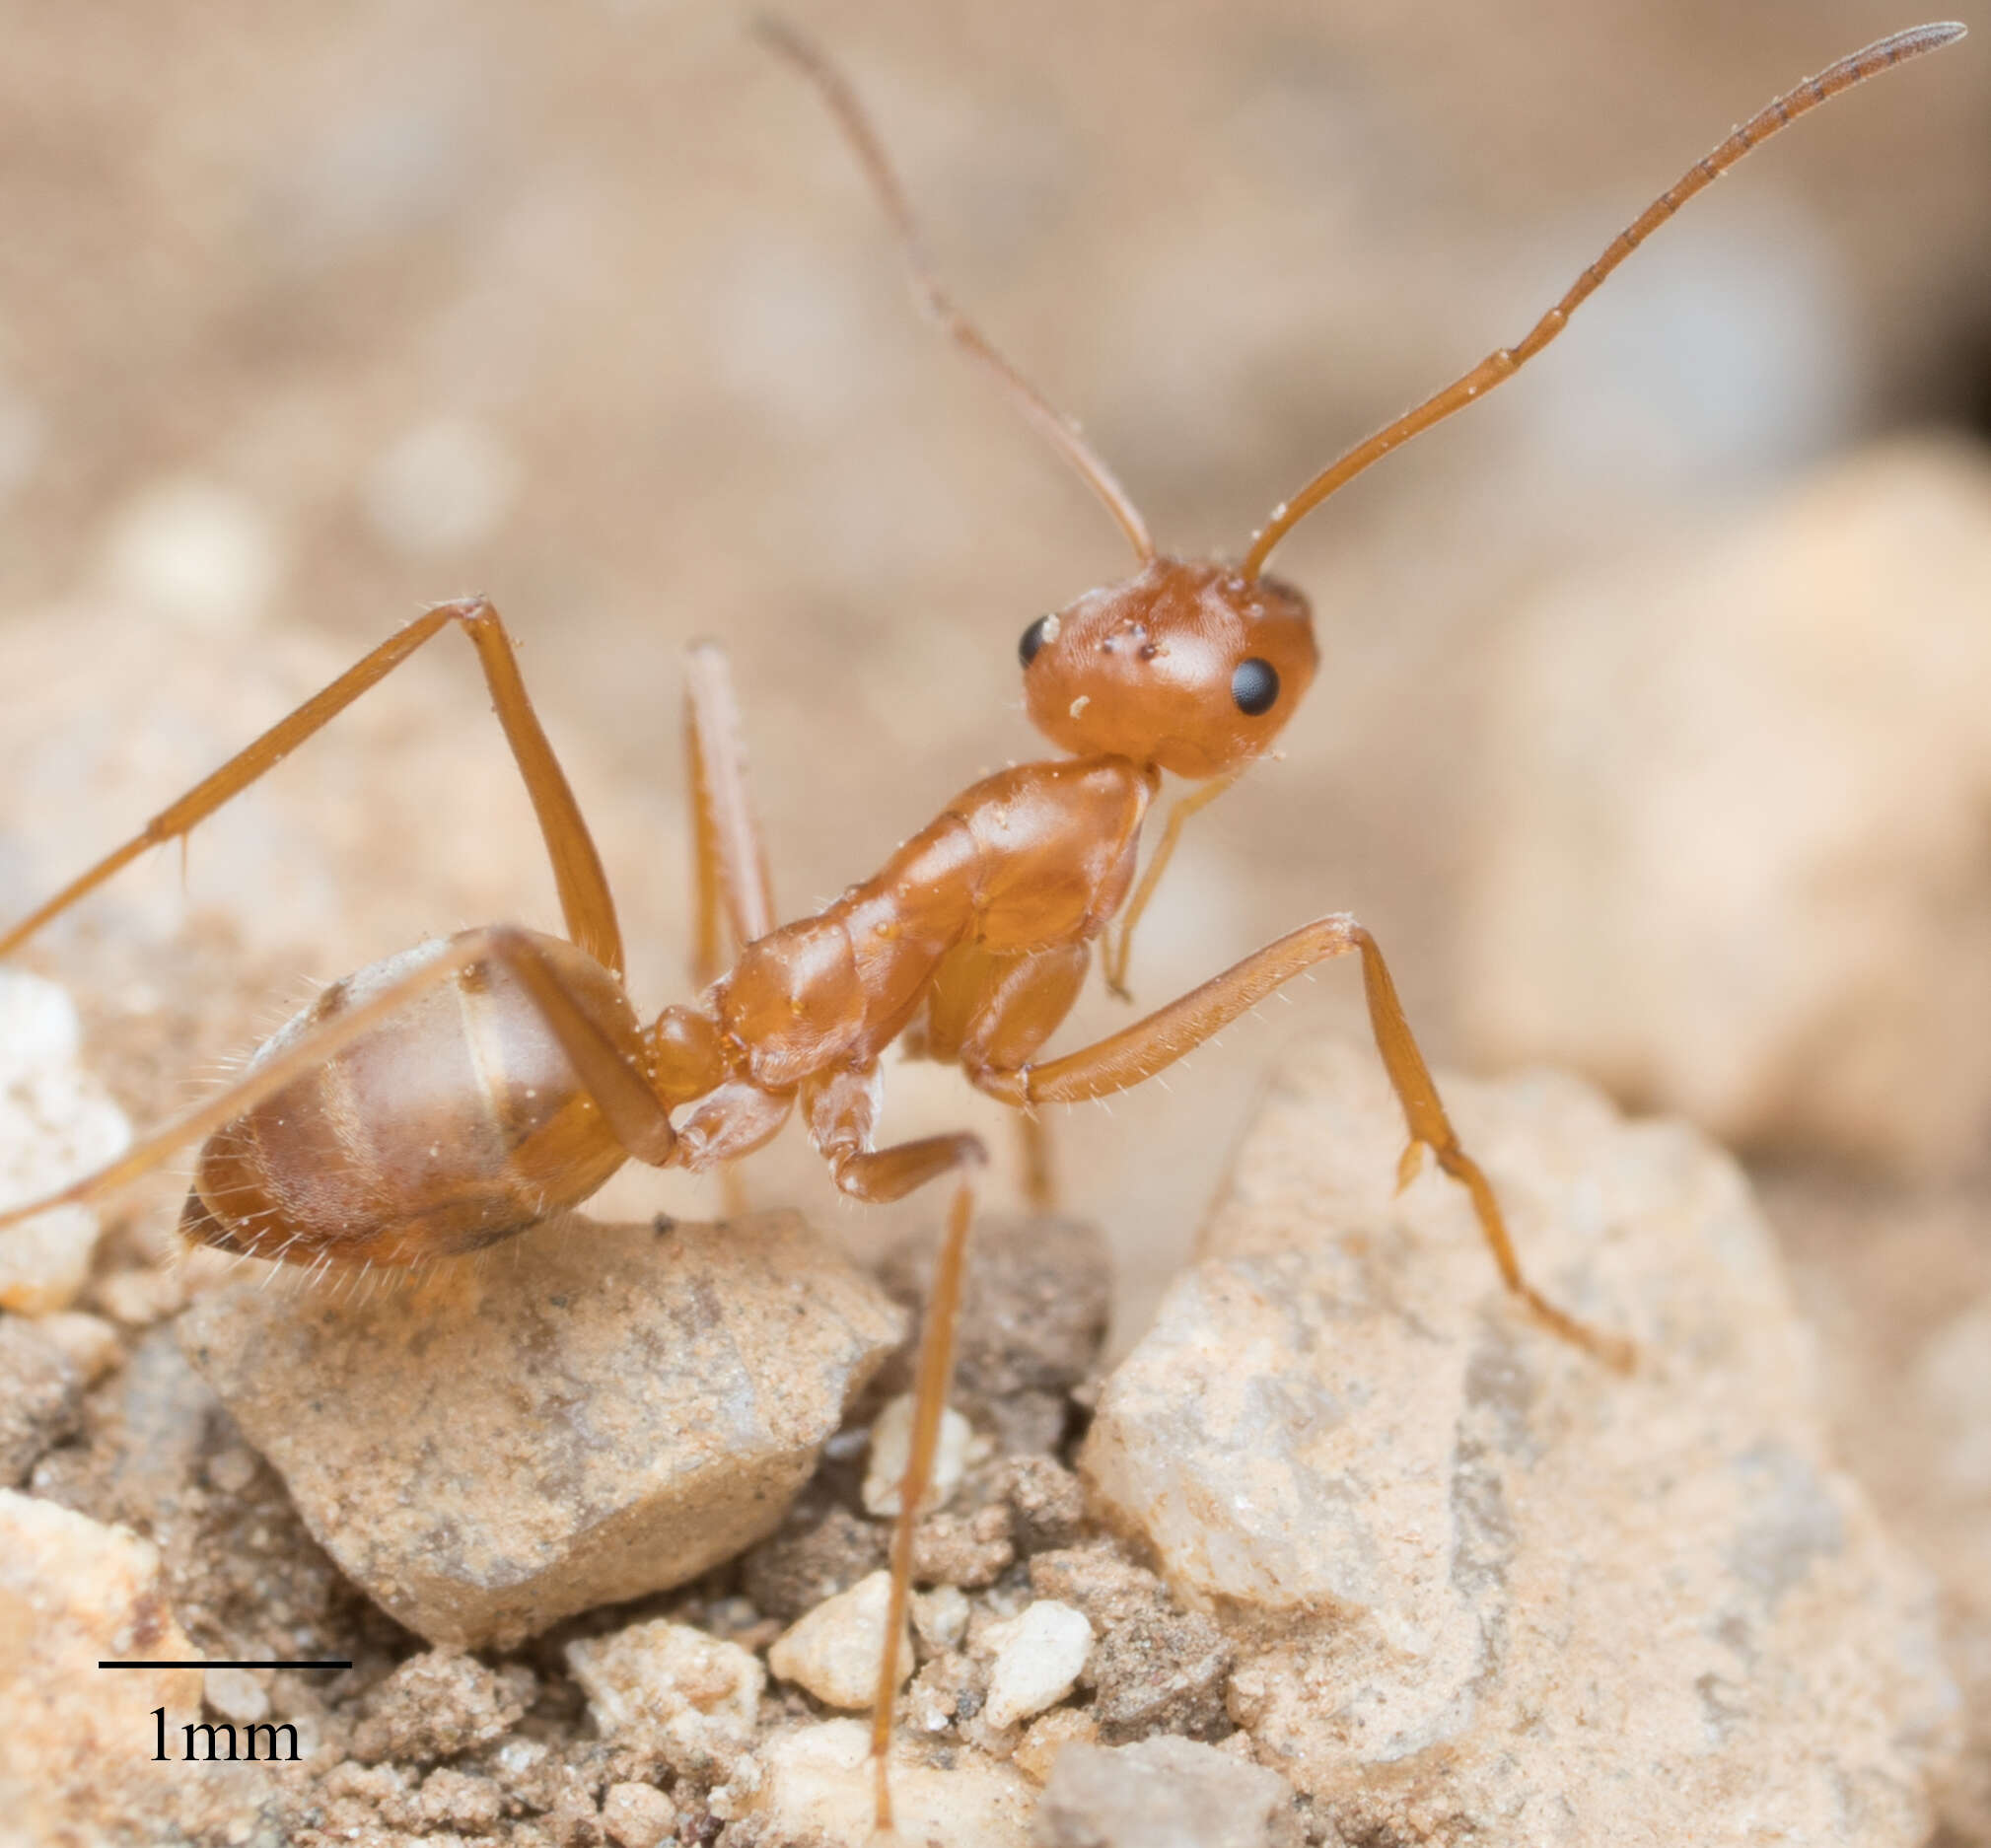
[1019,612,1059,668]
[1232,657,1280,716]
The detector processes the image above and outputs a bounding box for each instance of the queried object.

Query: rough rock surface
[0,969,132,1312]
[1461,439,1991,1175]
[1034,1736,1300,1848]
[747,1718,1035,1847]
[1085,1039,1957,1846]
[881,1213,1111,1455]
[0,1489,263,1848]
[179,1210,904,1647]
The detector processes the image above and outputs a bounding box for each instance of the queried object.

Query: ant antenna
[1241,21,1966,582]
[757,17,1157,566]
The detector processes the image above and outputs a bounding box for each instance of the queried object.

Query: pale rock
[364,417,522,559]
[350,1650,533,1764]
[863,1391,973,1517]
[911,1582,971,1653]
[1084,1040,1957,1846]
[1461,438,1991,1174]
[0,970,131,1313]
[601,1780,677,1848]
[34,1310,123,1385]
[748,1718,1033,1847]
[99,475,281,633]
[1033,1737,1299,1848]
[980,1599,1093,1731]
[179,1211,904,1648]
[0,1488,260,1842]
[567,1618,762,1778]
[0,1315,81,1485]
[768,1569,911,1712]
[1012,1706,1099,1785]
[201,1666,270,1725]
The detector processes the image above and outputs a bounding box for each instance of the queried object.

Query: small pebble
[911,1583,970,1654]
[767,1570,911,1711]
[1013,1706,1100,1785]
[863,1393,972,1517]
[601,1781,676,1848]
[911,1502,1015,1589]
[34,1312,123,1386]
[201,1666,269,1725]
[980,1599,1093,1730]
[567,1618,760,1777]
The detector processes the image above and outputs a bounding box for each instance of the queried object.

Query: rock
[748,1718,1033,1847]
[767,1569,911,1713]
[907,1649,985,1736]
[350,1650,533,1765]
[1461,438,1991,1176]
[1033,1737,1299,1848]
[179,1210,904,1648]
[1083,1039,1957,1845]
[0,1488,260,1844]
[201,1665,270,1725]
[1085,1607,1233,1745]
[911,1502,1016,1589]
[0,969,131,1313]
[1026,1546,1169,1633]
[0,1315,81,1485]
[566,1618,762,1779]
[1012,1707,1099,1785]
[995,1455,1087,1555]
[601,1779,677,1848]
[744,1502,888,1624]
[863,1392,974,1517]
[980,1599,1093,1731]
[881,1213,1110,1448]
[1759,1170,1991,1848]
[910,1583,971,1654]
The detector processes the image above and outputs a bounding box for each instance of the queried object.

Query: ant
[0,19,1962,1836]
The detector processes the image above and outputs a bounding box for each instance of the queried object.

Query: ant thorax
[1018,559,1317,779]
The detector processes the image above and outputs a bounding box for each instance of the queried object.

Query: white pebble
[201,1666,269,1725]
[100,476,280,632]
[911,1583,970,1653]
[364,417,520,557]
[567,1618,762,1750]
[862,1392,972,1518]
[980,1599,1093,1731]
[767,1570,911,1711]
[601,1781,676,1848]
[0,971,132,1314]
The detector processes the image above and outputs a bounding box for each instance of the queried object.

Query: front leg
[970,914,1634,1370]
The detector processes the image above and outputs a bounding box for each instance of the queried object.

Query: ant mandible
[0,19,1961,1835]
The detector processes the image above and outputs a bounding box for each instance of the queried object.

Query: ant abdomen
[180,931,636,1269]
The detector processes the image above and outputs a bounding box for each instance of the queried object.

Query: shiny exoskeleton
[0,21,1959,1833]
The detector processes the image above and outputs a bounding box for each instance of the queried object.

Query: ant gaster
[0,20,1962,1834]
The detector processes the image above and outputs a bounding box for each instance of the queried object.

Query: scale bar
[99,1660,351,1670]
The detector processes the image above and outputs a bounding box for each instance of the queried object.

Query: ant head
[1019,559,1317,779]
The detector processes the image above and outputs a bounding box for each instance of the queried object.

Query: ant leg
[972,916,1633,1370]
[0,601,625,974]
[683,641,775,988]
[1016,1114,1057,1210]
[1102,767,1243,1002]
[0,926,676,1243]
[801,1065,985,1834]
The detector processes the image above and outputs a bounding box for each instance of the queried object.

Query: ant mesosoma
[0,20,1961,1833]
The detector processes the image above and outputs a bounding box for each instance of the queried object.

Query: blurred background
[0,0,1987,1828]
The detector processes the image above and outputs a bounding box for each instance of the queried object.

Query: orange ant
[0,20,1962,1834]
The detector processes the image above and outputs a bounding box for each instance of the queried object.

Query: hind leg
[1,600,626,973]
